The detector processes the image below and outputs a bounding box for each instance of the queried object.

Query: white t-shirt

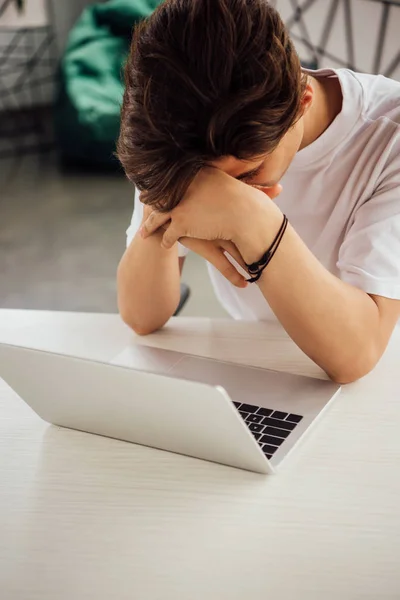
[126,68,400,321]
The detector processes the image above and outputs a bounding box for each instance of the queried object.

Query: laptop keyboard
[233,402,303,460]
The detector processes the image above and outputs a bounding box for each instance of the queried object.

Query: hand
[140,168,282,250]
[142,199,248,288]
[180,237,249,288]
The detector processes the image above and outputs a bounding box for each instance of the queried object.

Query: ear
[300,81,314,115]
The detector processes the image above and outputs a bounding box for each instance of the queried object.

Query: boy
[117,0,400,383]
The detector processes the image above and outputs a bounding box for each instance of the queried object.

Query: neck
[300,75,342,150]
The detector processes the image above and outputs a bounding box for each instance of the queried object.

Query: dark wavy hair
[117,0,306,210]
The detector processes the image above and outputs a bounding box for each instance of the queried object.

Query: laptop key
[260,434,284,446]
[264,426,291,439]
[239,411,250,419]
[256,407,273,417]
[245,413,263,423]
[233,402,242,409]
[248,422,264,433]
[271,411,288,420]
[252,432,262,440]
[239,403,258,413]
[262,444,279,454]
[286,413,303,423]
[261,417,296,431]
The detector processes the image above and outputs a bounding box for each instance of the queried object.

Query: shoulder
[345,70,400,126]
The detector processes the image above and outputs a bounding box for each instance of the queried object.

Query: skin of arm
[118,192,258,335]
[141,169,400,383]
[117,232,250,335]
[117,207,183,335]
[236,198,400,384]
[117,207,248,335]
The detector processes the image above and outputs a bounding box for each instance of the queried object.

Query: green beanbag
[55,0,163,167]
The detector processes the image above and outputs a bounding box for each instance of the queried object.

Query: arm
[141,168,400,382]
[119,192,250,335]
[236,199,400,383]
[117,225,183,336]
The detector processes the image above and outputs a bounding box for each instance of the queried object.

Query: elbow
[327,346,380,385]
[123,320,158,337]
[329,370,365,385]
[118,294,174,337]
[118,304,164,336]
[116,260,167,336]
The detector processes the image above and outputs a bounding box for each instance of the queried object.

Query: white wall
[274,0,400,80]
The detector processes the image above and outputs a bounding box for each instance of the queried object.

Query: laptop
[0,342,340,474]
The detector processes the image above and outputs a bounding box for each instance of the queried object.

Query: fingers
[182,238,248,288]
[208,248,248,288]
[161,225,181,250]
[142,202,154,219]
[140,210,171,238]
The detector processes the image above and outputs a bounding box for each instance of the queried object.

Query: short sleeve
[126,187,189,257]
[337,165,400,299]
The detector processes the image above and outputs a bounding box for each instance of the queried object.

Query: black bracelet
[245,214,288,283]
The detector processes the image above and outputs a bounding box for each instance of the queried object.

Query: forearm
[117,230,181,335]
[237,204,382,383]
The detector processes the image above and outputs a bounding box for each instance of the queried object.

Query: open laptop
[0,342,340,474]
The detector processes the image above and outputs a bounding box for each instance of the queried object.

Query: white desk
[1,310,400,600]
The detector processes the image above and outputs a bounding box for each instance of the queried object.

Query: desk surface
[1,310,400,600]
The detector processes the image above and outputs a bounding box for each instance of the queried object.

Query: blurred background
[1,0,400,318]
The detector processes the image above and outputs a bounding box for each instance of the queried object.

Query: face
[211,117,304,188]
